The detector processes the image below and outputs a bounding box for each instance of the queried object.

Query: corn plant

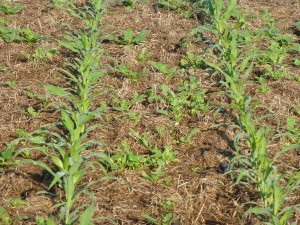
[6,1,108,224]
[197,1,300,224]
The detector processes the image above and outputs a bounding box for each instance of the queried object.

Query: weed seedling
[118,29,149,45]
[0,27,22,43]
[1,2,24,15]
[138,48,151,63]
[149,61,177,79]
[180,51,204,69]
[117,64,144,82]
[5,80,16,89]
[22,28,43,44]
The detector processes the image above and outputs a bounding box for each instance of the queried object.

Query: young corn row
[7,1,107,224]
[197,0,300,224]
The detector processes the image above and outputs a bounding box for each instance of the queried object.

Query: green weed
[110,140,147,170]
[1,2,24,15]
[117,64,144,82]
[180,51,204,69]
[137,48,151,63]
[0,26,22,43]
[104,29,149,45]
[285,117,300,144]
[5,80,16,89]
[149,61,177,79]
[159,76,209,124]
[112,92,145,113]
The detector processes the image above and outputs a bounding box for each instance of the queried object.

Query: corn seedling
[6,1,109,224]
[198,1,300,224]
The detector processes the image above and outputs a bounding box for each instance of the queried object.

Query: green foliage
[0,26,22,42]
[110,141,147,170]
[8,198,29,208]
[149,61,177,79]
[48,0,72,9]
[0,2,24,15]
[141,199,179,225]
[0,26,42,44]
[120,0,139,11]
[5,80,16,89]
[37,216,56,225]
[22,28,43,44]
[129,128,154,149]
[157,0,192,18]
[0,207,12,224]
[180,51,203,69]
[159,76,209,123]
[6,1,108,224]
[179,128,199,144]
[0,18,8,26]
[104,29,150,45]
[285,117,300,144]
[137,48,151,63]
[117,64,144,82]
[198,1,300,224]
[0,147,16,172]
[31,47,57,62]
[255,37,293,80]
[112,92,145,113]
[141,166,165,183]
[256,76,269,94]
[26,106,41,117]
[128,111,143,125]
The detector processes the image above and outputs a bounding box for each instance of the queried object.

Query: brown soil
[0,0,299,224]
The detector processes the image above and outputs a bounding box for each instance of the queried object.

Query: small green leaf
[79,205,94,225]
